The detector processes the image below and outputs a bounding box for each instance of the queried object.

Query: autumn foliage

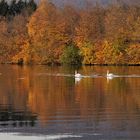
[0,0,140,65]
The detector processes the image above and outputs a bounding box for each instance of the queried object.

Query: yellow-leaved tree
[28,0,66,64]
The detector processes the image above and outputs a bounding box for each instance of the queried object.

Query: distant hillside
[35,0,140,6]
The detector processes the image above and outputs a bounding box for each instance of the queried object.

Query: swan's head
[75,70,77,74]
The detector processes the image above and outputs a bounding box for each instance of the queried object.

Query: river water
[0,65,140,140]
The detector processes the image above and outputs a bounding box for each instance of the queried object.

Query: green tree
[61,43,82,65]
[26,0,37,15]
[8,0,18,16]
[0,0,8,16]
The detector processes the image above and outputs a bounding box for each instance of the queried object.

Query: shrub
[61,43,82,65]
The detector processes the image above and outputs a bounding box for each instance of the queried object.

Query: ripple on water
[0,133,82,140]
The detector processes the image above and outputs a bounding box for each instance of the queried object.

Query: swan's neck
[107,70,109,75]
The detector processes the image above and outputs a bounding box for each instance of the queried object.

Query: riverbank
[1,62,140,67]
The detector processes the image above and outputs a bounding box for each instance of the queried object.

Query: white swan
[107,70,114,77]
[75,70,82,78]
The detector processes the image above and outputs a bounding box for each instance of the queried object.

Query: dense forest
[0,0,140,65]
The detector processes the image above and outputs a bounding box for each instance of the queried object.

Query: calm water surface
[0,65,140,140]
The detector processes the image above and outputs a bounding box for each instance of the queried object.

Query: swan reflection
[75,77,82,84]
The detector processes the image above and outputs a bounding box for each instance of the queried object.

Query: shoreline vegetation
[0,0,140,66]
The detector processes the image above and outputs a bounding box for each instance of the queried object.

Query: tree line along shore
[0,0,140,65]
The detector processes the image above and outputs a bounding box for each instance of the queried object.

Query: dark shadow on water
[0,105,37,128]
